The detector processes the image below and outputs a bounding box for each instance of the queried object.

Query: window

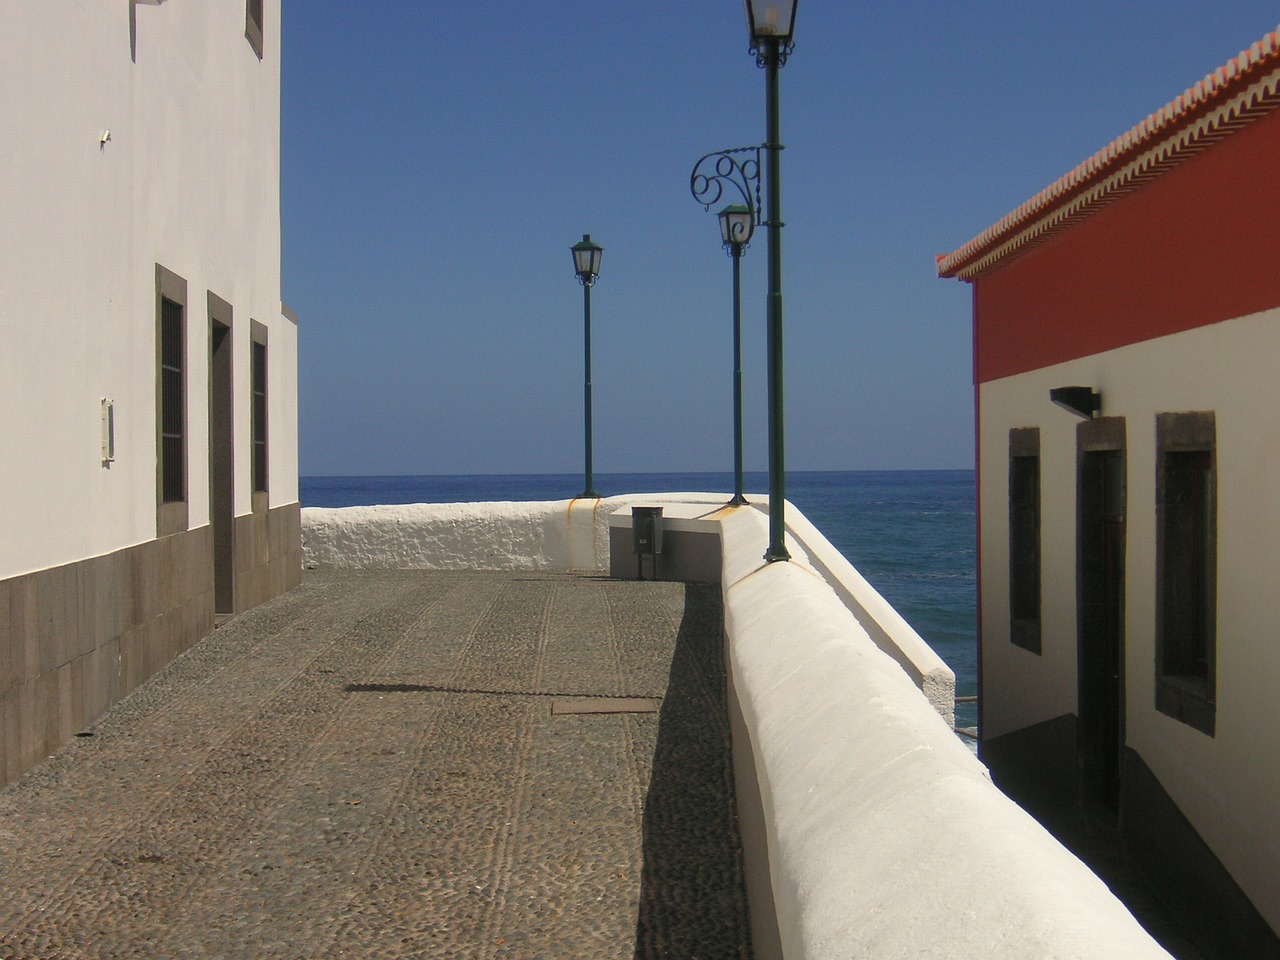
[1155,411,1216,736]
[250,320,268,508]
[156,265,188,535]
[1009,427,1041,653]
[245,0,264,59]
[160,298,184,501]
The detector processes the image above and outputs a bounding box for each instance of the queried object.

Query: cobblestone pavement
[0,570,751,960]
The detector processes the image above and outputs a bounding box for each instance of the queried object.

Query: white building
[939,28,1280,957]
[1,1,299,786]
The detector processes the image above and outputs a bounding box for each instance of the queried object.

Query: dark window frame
[1009,427,1042,653]
[1155,411,1217,737]
[245,0,264,59]
[250,319,269,511]
[156,264,189,536]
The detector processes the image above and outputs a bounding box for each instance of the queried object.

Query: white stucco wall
[779,504,956,725]
[305,493,745,574]
[269,308,300,509]
[979,305,1280,932]
[0,1,294,580]
[303,499,610,572]
[718,506,1170,960]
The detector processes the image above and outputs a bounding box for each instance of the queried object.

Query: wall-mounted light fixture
[1049,386,1101,420]
[130,0,171,63]
[101,398,115,464]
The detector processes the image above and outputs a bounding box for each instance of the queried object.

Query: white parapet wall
[717,506,1172,960]
[772,504,956,726]
[301,495,1173,959]
[303,498,610,572]
[303,492,731,574]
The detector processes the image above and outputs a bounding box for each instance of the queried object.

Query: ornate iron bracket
[689,145,763,229]
[749,39,794,68]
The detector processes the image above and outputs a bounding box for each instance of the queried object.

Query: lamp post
[746,0,797,562]
[691,147,762,510]
[570,234,603,499]
[719,204,753,506]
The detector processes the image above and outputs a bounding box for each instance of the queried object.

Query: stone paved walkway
[0,570,751,959]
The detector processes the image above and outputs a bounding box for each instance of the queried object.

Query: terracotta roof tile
[938,25,1280,280]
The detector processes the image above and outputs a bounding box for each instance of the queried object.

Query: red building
[939,28,1280,958]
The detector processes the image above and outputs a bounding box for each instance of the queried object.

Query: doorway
[209,303,235,616]
[1077,419,1125,816]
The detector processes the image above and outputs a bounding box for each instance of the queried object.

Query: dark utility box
[632,506,664,555]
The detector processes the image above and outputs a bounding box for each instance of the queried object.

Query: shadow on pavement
[633,582,753,959]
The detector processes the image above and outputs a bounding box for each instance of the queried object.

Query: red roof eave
[937,26,1280,282]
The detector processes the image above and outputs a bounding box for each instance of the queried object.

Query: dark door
[210,318,235,615]
[1078,446,1125,815]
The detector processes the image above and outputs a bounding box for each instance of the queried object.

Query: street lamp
[743,0,797,44]
[719,204,753,506]
[570,234,603,499]
[691,147,761,510]
[745,0,797,561]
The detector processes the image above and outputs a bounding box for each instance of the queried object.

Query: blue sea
[300,470,977,732]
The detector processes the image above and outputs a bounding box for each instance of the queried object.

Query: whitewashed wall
[979,304,1280,934]
[303,499,609,573]
[717,506,1170,960]
[0,0,293,580]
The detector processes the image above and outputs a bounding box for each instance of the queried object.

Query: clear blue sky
[283,2,1279,477]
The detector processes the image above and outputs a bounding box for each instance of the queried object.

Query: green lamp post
[691,145,761,508]
[744,0,797,562]
[719,203,753,506]
[570,234,603,499]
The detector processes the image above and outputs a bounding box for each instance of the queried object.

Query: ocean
[300,470,977,732]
